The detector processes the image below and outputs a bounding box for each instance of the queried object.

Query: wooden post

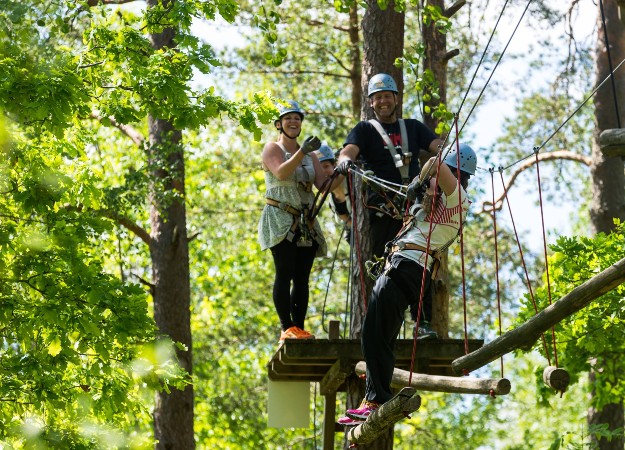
[322,321,344,450]
[452,256,625,374]
[346,387,421,445]
[355,362,510,395]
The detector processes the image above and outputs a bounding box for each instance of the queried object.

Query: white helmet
[444,144,477,175]
[367,73,398,97]
[316,144,335,162]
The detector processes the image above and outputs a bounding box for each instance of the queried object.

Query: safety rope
[490,169,504,378]
[533,149,559,367]
[497,169,552,367]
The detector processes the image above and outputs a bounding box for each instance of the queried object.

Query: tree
[1,0,277,447]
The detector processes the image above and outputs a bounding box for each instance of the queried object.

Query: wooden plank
[452,256,625,375]
[346,387,421,445]
[323,392,337,450]
[599,129,625,157]
[320,359,352,395]
[355,362,510,395]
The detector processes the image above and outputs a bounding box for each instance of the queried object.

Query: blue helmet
[368,73,398,97]
[277,100,305,120]
[316,144,335,162]
[444,144,477,175]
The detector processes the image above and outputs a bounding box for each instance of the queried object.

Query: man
[336,73,444,259]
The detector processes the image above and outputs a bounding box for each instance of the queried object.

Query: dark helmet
[368,73,398,97]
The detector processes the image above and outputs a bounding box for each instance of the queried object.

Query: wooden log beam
[452,256,625,375]
[346,387,421,445]
[320,358,352,395]
[355,361,510,395]
[599,128,625,157]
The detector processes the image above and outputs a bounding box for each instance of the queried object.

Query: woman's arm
[261,142,305,181]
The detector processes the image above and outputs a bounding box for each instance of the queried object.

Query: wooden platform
[267,338,484,385]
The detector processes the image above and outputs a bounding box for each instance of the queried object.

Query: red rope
[490,169,504,377]
[497,169,552,367]
[533,150,558,368]
[347,170,368,310]
[455,136,469,356]
[408,151,445,385]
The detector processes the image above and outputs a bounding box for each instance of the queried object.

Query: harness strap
[389,242,442,279]
[266,198,301,216]
[368,119,412,183]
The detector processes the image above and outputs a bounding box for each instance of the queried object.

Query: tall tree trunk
[589,1,625,449]
[349,4,363,117]
[147,1,194,448]
[345,2,405,449]
[360,0,405,120]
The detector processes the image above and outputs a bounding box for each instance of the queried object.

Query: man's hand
[335,159,354,175]
[300,136,321,155]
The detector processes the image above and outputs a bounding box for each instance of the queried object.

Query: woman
[258,100,328,343]
[338,144,477,425]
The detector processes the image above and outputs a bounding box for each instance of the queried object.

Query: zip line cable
[499,55,625,172]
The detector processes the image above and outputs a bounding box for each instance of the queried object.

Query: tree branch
[479,150,592,214]
[90,113,145,147]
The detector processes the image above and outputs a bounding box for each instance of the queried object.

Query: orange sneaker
[279,326,301,342]
[293,327,315,339]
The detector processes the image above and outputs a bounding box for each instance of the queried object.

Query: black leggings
[270,238,318,331]
[361,254,431,404]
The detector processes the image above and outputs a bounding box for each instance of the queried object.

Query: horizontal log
[346,387,421,445]
[355,361,510,395]
[452,256,625,375]
[599,129,625,157]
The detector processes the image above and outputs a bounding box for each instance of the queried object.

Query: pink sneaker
[338,415,363,426]
[346,400,380,420]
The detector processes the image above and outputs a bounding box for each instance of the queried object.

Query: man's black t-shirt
[343,119,438,185]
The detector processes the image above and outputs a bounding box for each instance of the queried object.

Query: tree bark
[147,1,194,448]
[360,0,405,120]
[589,2,625,448]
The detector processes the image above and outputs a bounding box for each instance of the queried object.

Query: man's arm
[425,138,444,156]
[338,144,359,163]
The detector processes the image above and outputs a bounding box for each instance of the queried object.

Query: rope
[408,151,446,385]
[490,169,504,378]
[453,0,534,147]
[320,223,346,335]
[347,169,368,312]
[533,150,559,367]
[498,55,625,172]
[497,169,552,366]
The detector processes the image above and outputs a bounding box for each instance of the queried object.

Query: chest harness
[366,119,413,219]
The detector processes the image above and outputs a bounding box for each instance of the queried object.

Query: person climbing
[258,100,328,343]
[338,144,477,426]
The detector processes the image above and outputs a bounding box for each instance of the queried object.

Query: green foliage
[517,221,625,412]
